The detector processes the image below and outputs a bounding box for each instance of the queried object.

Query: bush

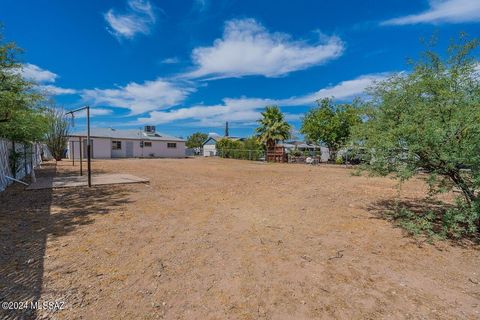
[290,149,302,157]
[216,137,264,160]
[388,199,479,241]
[442,200,480,239]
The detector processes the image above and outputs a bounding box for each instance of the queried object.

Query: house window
[112,140,122,150]
[144,141,152,147]
[167,143,176,148]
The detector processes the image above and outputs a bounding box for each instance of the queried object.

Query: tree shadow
[367,197,479,246]
[0,162,133,319]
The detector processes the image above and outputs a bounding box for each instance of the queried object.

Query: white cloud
[184,18,344,79]
[137,73,386,127]
[104,0,156,39]
[160,57,180,64]
[193,0,208,12]
[287,74,388,105]
[21,63,58,83]
[382,0,480,25]
[40,85,77,95]
[75,108,113,118]
[20,64,76,96]
[81,78,195,115]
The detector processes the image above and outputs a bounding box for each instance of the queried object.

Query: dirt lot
[1,158,479,319]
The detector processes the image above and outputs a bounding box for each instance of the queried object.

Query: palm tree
[255,105,291,149]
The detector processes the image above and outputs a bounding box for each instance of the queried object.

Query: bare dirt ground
[1,158,479,319]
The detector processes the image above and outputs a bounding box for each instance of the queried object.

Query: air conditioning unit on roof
[144,125,156,133]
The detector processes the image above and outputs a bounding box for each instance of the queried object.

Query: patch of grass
[350,169,362,176]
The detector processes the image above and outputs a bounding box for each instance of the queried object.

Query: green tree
[0,28,47,142]
[186,132,208,148]
[45,104,70,161]
[354,35,480,235]
[242,137,263,152]
[301,98,361,160]
[215,137,263,160]
[255,105,291,148]
[216,138,243,158]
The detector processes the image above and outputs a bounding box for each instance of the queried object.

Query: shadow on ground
[368,197,454,217]
[0,162,132,319]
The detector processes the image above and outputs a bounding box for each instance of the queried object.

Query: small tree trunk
[329,147,337,163]
[449,170,477,206]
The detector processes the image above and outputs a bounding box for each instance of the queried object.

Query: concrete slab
[26,173,149,190]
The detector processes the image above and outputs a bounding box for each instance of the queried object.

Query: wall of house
[111,139,126,158]
[68,138,185,159]
[135,141,185,158]
[203,144,216,157]
[68,138,111,159]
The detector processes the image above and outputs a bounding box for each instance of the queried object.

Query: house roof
[202,136,218,145]
[69,128,185,142]
[202,135,242,146]
[278,142,326,149]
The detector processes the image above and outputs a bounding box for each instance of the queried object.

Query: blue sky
[2,0,480,138]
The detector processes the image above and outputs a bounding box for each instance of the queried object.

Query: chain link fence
[0,138,50,192]
[217,148,333,164]
[217,149,265,161]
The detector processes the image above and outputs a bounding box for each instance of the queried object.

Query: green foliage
[186,132,208,148]
[216,137,264,160]
[392,207,439,239]
[0,28,47,142]
[8,148,22,177]
[442,199,480,238]
[387,200,480,241]
[255,105,291,147]
[216,138,243,158]
[45,105,70,161]
[242,137,263,152]
[354,34,480,235]
[350,168,362,176]
[301,98,361,159]
[290,148,302,157]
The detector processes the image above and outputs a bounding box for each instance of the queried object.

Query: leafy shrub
[442,200,480,239]
[216,137,263,160]
[290,149,302,157]
[388,200,479,241]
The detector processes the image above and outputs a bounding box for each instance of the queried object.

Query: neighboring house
[202,136,219,157]
[68,126,185,159]
[279,141,330,162]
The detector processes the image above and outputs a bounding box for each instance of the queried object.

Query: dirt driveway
[1,158,479,319]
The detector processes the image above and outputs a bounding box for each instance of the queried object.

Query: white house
[202,136,219,157]
[68,126,186,159]
[278,141,330,162]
